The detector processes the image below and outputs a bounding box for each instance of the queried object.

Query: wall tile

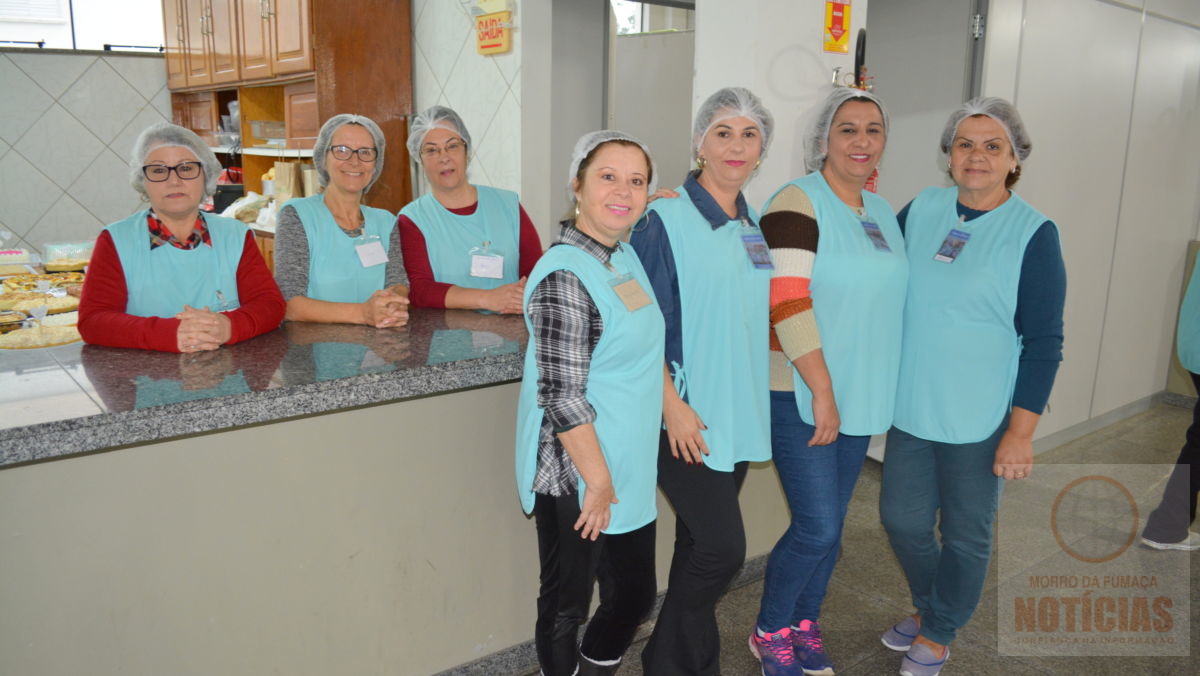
[111,105,172,163]
[0,56,54,145]
[150,85,172,120]
[13,104,106,189]
[59,60,144,144]
[29,195,107,252]
[412,48,442,114]
[415,1,471,88]
[69,149,145,226]
[0,152,62,238]
[6,52,94,99]
[103,55,165,100]
[474,91,521,195]
[442,42,510,138]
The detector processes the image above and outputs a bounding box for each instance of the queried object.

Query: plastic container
[250,120,286,143]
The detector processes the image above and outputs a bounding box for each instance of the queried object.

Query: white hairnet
[313,114,386,192]
[804,87,890,174]
[939,96,1032,163]
[407,105,472,159]
[129,122,222,198]
[566,130,657,203]
[693,87,774,162]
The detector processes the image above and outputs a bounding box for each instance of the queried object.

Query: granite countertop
[0,309,527,467]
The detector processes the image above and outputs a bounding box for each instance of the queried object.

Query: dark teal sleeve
[1012,221,1066,413]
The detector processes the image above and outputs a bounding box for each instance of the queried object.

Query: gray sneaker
[881,615,919,652]
[1141,532,1200,551]
[899,642,949,676]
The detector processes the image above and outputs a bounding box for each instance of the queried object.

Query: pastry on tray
[0,310,25,333]
[0,324,81,349]
[1,271,86,292]
[0,292,79,314]
[44,257,89,272]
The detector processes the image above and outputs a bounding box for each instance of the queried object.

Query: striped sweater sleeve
[760,184,821,361]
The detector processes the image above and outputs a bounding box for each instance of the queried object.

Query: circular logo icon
[1049,475,1139,563]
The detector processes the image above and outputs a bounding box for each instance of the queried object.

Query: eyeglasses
[420,140,466,159]
[142,162,203,182]
[329,145,378,162]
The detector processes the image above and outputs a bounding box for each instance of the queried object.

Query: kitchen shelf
[242,146,313,158]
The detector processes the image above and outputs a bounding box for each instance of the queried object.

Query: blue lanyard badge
[860,217,892,252]
[934,228,971,263]
[739,222,774,270]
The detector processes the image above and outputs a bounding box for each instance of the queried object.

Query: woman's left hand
[648,187,680,203]
[176,305,232,351]
[993,428,1034,480]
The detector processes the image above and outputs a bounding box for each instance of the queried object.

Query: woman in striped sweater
[749,88,908,676]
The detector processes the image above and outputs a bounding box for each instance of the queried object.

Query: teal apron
[648,190,772,470]
[283,194,395,303]
[765,172,908,436]
[399,185,520,289]
[894,186,1049,443]
[515,242,665,534]
[108,210,245,317]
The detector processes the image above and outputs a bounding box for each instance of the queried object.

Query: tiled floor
[606,401,1198,675]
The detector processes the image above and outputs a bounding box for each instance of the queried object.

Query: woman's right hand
[575,481,617,541]
[663,396,709,464]
[360,289,409,328]
[485,277,527,314]
[176,305,223,352]
[809,391,841,446]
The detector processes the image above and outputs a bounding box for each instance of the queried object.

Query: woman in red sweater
[78,122,284,352]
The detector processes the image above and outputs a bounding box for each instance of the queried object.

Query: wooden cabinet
[237,0,273,80]
[163,0,413,213]
[170,0,241,89]
[271,0,312,75]
[237,0,312,81]
[162,0,187,89]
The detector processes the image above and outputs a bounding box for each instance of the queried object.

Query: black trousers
[533,492,657,676]
[641,432,749,675]
[1143,372,1200,542]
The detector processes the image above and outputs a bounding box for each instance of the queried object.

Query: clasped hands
[176,304,232,353]
[361,287,410,328]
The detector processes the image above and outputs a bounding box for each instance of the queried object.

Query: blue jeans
[879,423,1005,646]
[757,390,871,631]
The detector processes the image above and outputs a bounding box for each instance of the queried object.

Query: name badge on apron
[860,217,892,252]
[469,241,505,279]
[934,228,971,263]
[609,273,652,312]
[739,222,774,270]
[354,234,388,268]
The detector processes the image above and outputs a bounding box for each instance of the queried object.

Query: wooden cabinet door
[162,0,187,90]
[182,0,212,87]
[239,0,274,80]
[270,0,312,75]
[183,92,220,139]
[209,0,240,84]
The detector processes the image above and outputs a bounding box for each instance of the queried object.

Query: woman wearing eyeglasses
[274,114,410,327]
[78,122,284,352]
[397,105,543,314]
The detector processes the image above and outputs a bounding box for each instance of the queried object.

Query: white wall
[693,0,869,211]
[410,0,522,205]
[610,30,696,189]
[982,0,1200,438]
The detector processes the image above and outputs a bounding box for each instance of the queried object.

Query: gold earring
[574,203,581,220]
[754,159,761,170]
[697,156,707,170]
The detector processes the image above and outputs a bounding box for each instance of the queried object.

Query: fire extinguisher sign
[823,1,851,54]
